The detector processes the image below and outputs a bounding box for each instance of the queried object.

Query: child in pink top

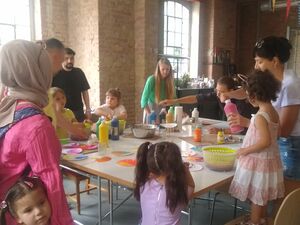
[229,71,284,225]
[134,142,195,225]
[0,177,51,225]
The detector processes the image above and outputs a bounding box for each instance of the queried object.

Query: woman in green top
[140,57,176,123]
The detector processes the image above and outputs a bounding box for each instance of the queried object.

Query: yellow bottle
[217,130,225,144]
[99,121,109,147]
[166,108,174,123]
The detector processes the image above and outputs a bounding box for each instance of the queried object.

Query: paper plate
[62,148,82,155]
[95,156,112,163]
[181,150,197,157]
[189,164,203,172]
[63,154,88,161]
[160,123,177,129]
[116,159,136,167]
[111,151,134,157]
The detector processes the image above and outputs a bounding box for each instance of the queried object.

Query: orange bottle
[193,126,202,142]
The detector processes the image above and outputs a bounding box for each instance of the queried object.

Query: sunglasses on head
[237,74,249,86]
[255,39,264,49]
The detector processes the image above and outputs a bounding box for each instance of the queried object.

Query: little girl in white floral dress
[229,70,284,225]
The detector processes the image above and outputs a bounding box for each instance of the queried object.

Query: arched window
[162,0,191,79]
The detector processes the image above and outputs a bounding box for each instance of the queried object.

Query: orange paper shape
[186,155,204,162]
[96,156,112,162]
[117,159,136,167]
[79,144,97,150]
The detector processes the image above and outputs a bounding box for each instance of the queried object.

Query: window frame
[159,0,192,80]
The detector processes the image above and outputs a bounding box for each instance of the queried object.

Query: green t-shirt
[140,75,176,108]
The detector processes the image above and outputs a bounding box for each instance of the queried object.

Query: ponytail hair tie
[24,181,34,188]
[0,200,7,210]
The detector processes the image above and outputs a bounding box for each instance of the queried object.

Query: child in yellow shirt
[45,87,88,139]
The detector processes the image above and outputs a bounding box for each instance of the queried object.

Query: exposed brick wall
[200,0,237,80]
[40,0,99,113]
[200,0,214,78]
[40,0,160,124]
[40,0,68,43]
[98,0,135,123]
[67,0,100,113]
[236,0,258,74]
[134,0,160,123]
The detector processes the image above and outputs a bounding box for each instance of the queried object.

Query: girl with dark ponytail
[0,177,51,225]
[134,141,195,225]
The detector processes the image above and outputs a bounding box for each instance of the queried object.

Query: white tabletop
[62,122,242,197]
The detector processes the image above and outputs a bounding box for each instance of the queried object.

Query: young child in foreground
[0,177,51,225]
[94,88,127,120]
[44,87,89,140]
[229,70,284,225]
[134,141,195,225]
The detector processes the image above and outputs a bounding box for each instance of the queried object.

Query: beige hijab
[0,40,52,127]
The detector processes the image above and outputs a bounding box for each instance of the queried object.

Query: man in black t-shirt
[52,48,91,122]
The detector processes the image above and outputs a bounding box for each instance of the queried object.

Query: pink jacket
[0,104,73,225]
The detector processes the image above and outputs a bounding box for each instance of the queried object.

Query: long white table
[62,122,242,225]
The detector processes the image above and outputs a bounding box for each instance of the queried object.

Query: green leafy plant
[175,73,191,88]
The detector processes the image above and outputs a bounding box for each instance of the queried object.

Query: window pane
[182,34,189,48]
[174,47,181,56]
[182,19,189,34]
[175,18,182,33]
[168,17,175,32]
[15,3,30,25]
[183,6,189,19]
[0,24,15,46]
[166,47,174,55]
[175,2,182,18]
[167,31,174,46]
[174,33,181,47]
[167,1,174,17]
[16,25,30,40]
[0,0,31,46]
[0,1,15,24]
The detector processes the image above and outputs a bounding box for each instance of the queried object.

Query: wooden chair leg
[76,180,81,214]
[86,178,90,195]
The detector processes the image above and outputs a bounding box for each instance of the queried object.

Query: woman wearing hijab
[0,40,73,225]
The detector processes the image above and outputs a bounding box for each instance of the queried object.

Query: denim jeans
[278,136,300,180]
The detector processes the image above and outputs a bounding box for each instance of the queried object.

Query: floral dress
[229,112,284,206]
